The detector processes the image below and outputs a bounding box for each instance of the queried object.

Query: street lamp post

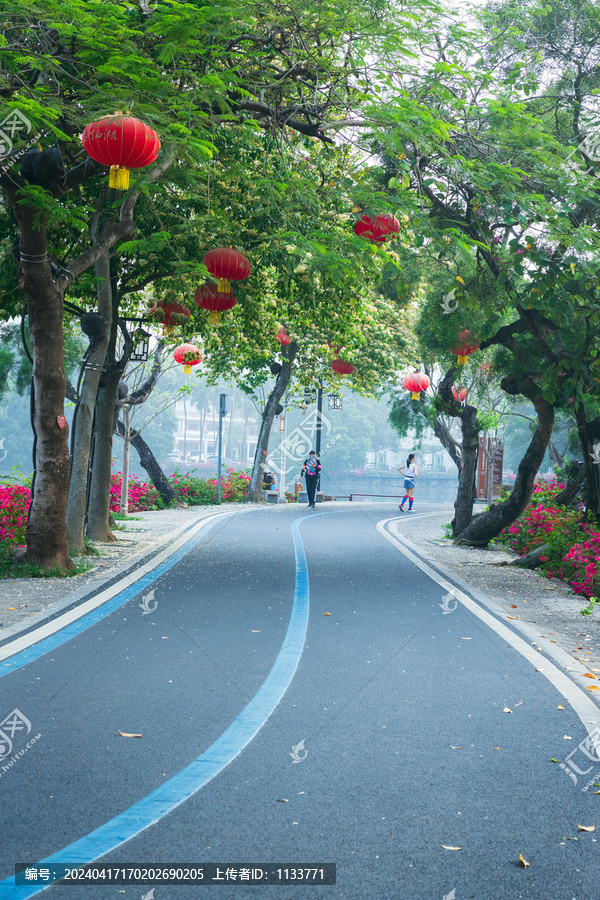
[217,392,228,504]
[315,381,323,458]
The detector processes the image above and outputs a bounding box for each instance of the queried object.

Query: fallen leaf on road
[551,758,558,763]
[441,845,462,851]
[503,706,513,713]
[461,637,471,640]
[118,731,143,738]
[583,673,597,679]
[161,636,168,639]
[277,798,288,802]
[251,630,260,632]
[507,615,519,620]
[323,612,332,616]
[564,735,572,740]
[587,685,600,692]
[515,700,523,707]
[577,824,595,832]
[518,854,530,868]
[450,745,461,750]
[510,605,518,608]
[558,705,565,709]
[594,791,600,795]
[507,590,515,594]
[535,668,545,672]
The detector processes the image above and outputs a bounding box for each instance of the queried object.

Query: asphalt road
[1,503,599,900]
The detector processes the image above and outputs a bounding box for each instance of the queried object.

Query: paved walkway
[2,503,599,678]
[0,506,246,634]
[1,502,599,899]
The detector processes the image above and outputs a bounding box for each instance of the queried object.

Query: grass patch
[83,537,101,557]
[442,522,453,539]
[112,513,143,521]
[0,559,93,579]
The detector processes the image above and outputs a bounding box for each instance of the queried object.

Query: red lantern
[277,328,292,346]
[451,329,480,365]
[373,214,401,242]
[82,114,161,190]
[153,301,190,334]
[331,358,354,377]
[203,248,251,293]
[452,386,467,405]
[173,343,203,375]
[194,283,236,325]
[354,214,400,244]
[402,372,430,400]
[354,215,376,242]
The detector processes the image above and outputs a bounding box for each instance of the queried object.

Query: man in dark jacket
[300,450,321,508]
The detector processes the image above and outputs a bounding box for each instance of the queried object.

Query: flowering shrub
[0,482,31,560]
[494,479,600,598]
[554,528,600,599]
[171,468,251,505]
[110,472,164,513]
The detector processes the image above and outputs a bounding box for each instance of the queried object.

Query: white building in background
[366,428,456,473]
[172,398,260,463]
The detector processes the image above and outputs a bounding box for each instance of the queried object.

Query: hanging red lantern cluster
[277,328,292,345]
[173,343,203,375]
[354,214,401,244]
[331,358,354,377]
[451,330,480,365]
[203,247,251,293]
[452,386,467,405]
[82,114,161,190]
[402,372,430,400]
[194,283,236,325]
[152,301,190,334]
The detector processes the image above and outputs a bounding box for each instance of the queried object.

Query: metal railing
[349,493,405,501]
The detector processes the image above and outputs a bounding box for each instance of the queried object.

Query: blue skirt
[404,479,415,490]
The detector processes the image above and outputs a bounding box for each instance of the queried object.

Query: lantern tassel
[109,165,130,190]
[412,391,420,400]
[183,364,192,375]
[217,277,231,293]
[209,311,221,325]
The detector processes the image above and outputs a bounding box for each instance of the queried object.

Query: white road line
[377,516,600,750]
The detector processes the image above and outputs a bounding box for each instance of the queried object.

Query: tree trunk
[120,405,131,516]
[509,542,549,569]
[87,363,122,542]
[454,377,554,546]
[451,404,479,536]
[115,419,177,505]
[433,415,462,471]
[248,341,298,501]
[574,402,600,522]
[65,254,111,553]
[22,238,73,571]
[555,460,584,507]
[548,438,565,469]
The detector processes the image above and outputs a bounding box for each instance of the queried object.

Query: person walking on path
[398,453,418,511]
[301,450,321,508]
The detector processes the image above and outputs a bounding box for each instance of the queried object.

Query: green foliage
[171,468,251,504]
[581,597,600,617]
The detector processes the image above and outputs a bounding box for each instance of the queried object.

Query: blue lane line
[0,514,233,680]
[0,517,311,897]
